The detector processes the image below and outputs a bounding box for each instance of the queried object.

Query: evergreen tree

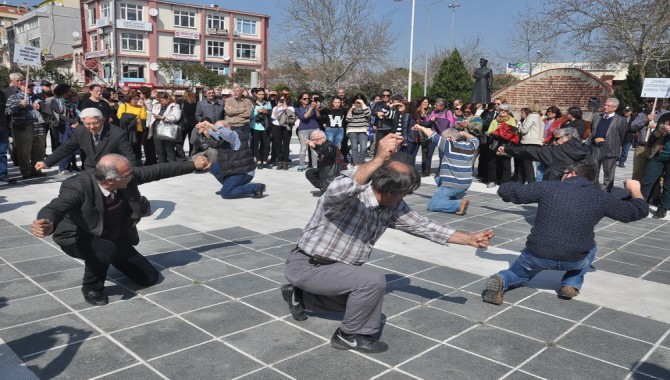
[614,63,644,111]
[428,49,473,103]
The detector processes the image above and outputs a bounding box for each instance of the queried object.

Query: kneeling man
[281,134,494,353]
[482,162,647,305]
[32,154,210,306]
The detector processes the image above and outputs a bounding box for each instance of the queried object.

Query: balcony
[206,28,228,36]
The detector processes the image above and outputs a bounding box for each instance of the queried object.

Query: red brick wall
[493,68,613,117]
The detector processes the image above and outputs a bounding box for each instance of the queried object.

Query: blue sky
[185,0,542,71]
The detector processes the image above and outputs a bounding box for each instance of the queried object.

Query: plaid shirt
[296,170,455,264]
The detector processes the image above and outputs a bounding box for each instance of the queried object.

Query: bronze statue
[472,58,493,104]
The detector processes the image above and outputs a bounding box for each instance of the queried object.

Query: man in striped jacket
[413,125,479,215]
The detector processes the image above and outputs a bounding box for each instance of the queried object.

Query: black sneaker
[481,274,504,305]
[653,209,667,219]
[280,284,307,321]
[252,184,266,199]
[330,328,389,353]
[81,288,108,306]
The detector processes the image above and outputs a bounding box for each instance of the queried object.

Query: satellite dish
[149,8,158,17]
[149,62,159,71]
[72,31,80,38]
[221,55,230,61]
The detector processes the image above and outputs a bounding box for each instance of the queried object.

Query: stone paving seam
[624,328,670,380]
[443,341,520,370]
[368,367,422,380]
[514,302,602,325]
[18,334,107,360]
[557,345,643,372]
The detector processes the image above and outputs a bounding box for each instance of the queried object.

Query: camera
[313,96,320,102]
[355,103,362,110]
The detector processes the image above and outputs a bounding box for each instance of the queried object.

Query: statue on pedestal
[472,58,493,104]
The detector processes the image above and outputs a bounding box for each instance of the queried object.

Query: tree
[500,6,557,78]
[428,49,473,102]
[158,61,229,89]
[543,0,670,80]
[279,0,393,89]
[615,64,644,111]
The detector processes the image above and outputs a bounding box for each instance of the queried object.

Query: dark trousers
[11,122,34,177]
[478,143,490,180]
[142,130,157,165]
[62,235,159,291]
[515,157,536,184]
[420,139,437,175]
[154,136,176,163]
[252,129,270,163]
[373,129,392,155]
[488,154,511,184]
[305,168,322,190]
[596,156,617,192]
[641,155,670,212]
[272,125,292,163]
[401,142,421,168]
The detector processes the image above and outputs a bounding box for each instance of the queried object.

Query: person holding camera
[345,94,371,166]
[295,92,321,171]
[271,95,296,170]
[251,89,272,169]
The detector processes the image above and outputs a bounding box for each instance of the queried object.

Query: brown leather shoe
[557,286,579,299]
[454,198,470,216]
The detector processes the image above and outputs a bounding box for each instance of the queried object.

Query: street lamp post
[448,3,461,51]
[394,0,445,99]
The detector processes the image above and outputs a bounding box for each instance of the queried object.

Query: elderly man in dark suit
[34,107,138,172]
[587,97,628,192]
[31,153,210,306]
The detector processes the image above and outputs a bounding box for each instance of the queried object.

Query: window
[173,38,195,55]
[235,18,257,35]
[235,43,257,60]
[208,65,229,76]
[88,5,96,25]
[100,2,111,19]
[207,14,225,30]
[120,3,143,21]
[174,10,195,28]
[207,40,225,57]
[90,35,99,50]
[28,38,40,48]
[122,64,144,79]
[103,34,111,50]
[121,33,144,51]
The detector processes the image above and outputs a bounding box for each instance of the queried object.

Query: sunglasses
[382,94,391,97]
[301,97,309,100]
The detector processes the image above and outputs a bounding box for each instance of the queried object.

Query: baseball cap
[221,89,232,95]
[40,80,52,87]
[623,106,633,112]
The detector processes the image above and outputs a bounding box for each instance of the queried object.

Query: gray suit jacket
[43,123,138,169]
[588,113,627,158]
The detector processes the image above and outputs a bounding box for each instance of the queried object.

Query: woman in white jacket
[149,92,182,163]
[516,101,544,183]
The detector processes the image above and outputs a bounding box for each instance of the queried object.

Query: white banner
[13,44,42,67]
[641,78,670,98]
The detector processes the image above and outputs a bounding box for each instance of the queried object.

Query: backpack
[40,97,60,129]
[278,108,296,127]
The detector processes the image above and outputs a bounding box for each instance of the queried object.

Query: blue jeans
[498,245,597,291]
[58,123,77,171]
[209,162,259,199]
[535,161,544,182]
[0,128,8,178]
[427,186,465,213]
[325,127,344,148]
[618,141,633,164]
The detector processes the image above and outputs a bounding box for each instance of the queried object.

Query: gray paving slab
[96,364,165,380]
[110,317,212,360]
[205,272,280,298]
[29,268,83,292]
[635,347,670,380]
[366,324,439,366]
[164,232,227,249]
[80,297,173,332]
[236,367,292,380]
[181,301,274,338]
[517,292,599,321]
[143,224,200,238]
[642,270,670,285]
[386,306,475,341]
[384,275,454,304]
[146,249,210,269]
[0,278,45,301]
[11,255,82,277]
[0,294,70,330]
[171,259,244,282]
[220,251,285,270]
[429,290,508,322]
[145,283,232,314]
[520,346,629,379]
[581,307,670,343]
[20,337,138,380]
[149,340,264,379]
[51,283,137,311]
[272,345,388,379]
[0,243,62,263]
[486,307,575,343]
[398,344,511,379]
[412,265,483,289]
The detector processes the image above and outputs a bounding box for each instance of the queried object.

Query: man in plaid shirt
[281,134,494,353]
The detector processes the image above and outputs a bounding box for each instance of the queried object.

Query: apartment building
[0,4,30,68]
[81,0,269,87]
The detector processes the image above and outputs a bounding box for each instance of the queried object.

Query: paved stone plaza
[0,149,669,379]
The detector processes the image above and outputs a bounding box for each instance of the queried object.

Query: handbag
[155,120,179,141]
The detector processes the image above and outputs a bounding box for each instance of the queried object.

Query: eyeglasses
[301,97,309,100]
[382,94,391,97]
[116,173,133,181]
[455,107,462,111]
[562,170,573,176]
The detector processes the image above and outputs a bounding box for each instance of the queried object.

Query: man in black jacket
[34,107,138,172]
[587,97,628,192]
[304,130,343,195]
[32,153,210,306]
[482,162,647,305]
[497,127,589,181]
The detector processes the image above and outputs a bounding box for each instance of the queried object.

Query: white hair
[9,72,23,81]
[606,98,620,107]
[310,130,326,139]
[79,107,104,120]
